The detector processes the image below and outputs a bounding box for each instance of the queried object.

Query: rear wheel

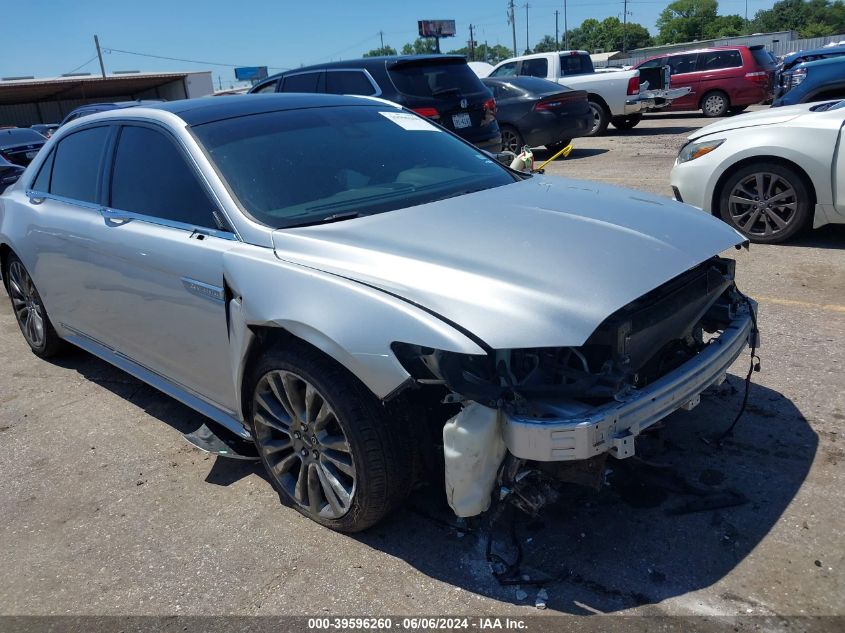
[5,254,67,358]
[586,100,610,136]
[247,341,413,532]
[718,161,812,243]
[500,125,524,153]
[701,91,730,117]
[611,114,642,130]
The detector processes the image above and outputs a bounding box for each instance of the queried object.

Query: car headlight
[677,139,725,164]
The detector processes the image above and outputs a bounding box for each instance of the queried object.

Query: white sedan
[671,101,845,243]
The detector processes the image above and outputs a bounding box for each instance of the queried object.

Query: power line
[103,47,289,71]
[62,54,99,76]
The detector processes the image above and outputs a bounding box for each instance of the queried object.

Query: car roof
[146,93,386,126]
[262,55,467,81]
[784,44,845,64]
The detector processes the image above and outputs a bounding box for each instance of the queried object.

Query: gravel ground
[0,108,843,625]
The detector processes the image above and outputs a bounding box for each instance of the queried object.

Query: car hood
[687,104,815,140]
[271,177,744,349]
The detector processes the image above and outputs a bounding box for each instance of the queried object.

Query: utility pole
[622,0,628,54]
[468,24,476,61]
[94,34,106,78]
[555,10,559,50]
[564,0,569,51]
[508,0,517,58]
[379,30,384,50]
[525,3,530,53]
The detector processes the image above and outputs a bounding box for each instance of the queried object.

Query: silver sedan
[0,94,756,531]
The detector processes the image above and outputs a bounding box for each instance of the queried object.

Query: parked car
[250,55,501,152]
[671,100,845,243]
[1,94,756,532]
[0,128,46,166]
[773,56,845,107]
[30,124,60,138]
[0,155,24,194]
[59,100,163,127]
[635,45,776,117]
[488,51,690,135]
[481,76,591,152]
[776,44,845,98]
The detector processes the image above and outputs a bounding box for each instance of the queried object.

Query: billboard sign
[234,66,269,82]
[418,20,456,38]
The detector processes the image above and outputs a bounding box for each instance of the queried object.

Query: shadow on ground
[51,350,816,615]
[777,223,845,250]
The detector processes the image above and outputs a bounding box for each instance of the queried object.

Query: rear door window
[489,61,518,77]
[252,80,279,93]
[109,125,220,230]
[325,70,377,95]
[698,50,742,71]
[559,53,594,76]
[667,53,698,75]
[281,72,325,93]
[49,126,110,203]
[519,58,548,78]
[389,60,486,97]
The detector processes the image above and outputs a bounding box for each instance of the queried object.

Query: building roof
[0,72,193,106]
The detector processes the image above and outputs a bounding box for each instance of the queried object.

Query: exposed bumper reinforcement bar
[502,301,756,462]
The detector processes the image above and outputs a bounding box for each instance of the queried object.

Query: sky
[3,0,779,88]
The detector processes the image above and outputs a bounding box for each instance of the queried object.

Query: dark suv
[250,55,501,151]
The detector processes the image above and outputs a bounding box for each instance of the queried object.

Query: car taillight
[483,97,496,114]
[411,107,440,119]
[627,75,640,96]
[745,70,769,85]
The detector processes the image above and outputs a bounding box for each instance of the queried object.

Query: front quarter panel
[223,243,487,400]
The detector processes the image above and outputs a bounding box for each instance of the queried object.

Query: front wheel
[247,341,413,532]
[701,91,730,117]
[5,254,67,358]
[718,161,812,243]
[611,114,642,130]
[500,125,524,154]
[585,100,610,136]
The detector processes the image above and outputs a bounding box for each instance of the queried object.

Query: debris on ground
[534,588,548,609]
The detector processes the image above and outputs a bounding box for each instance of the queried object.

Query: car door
[92,123,240,411]
[697,49,744,101]
[279,70,326,93]
[665,53,700,110]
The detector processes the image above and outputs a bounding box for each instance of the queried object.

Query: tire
[717,161,812,244]
[701,91,730,117]
[586,99,610,136]
[610,114,643,130]
[546,139,572,153]
[4,253,67,358]
[246,340,414,532]
[500,125,524,154]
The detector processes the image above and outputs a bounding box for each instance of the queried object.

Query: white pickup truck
[487,51,690,136]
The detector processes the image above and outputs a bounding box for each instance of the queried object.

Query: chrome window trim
[98,206,239,240]
[25,189,102,211]
[324,68,382,97]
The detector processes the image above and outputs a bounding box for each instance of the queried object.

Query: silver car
[0,94,756,532]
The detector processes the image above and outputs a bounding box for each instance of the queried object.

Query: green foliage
[445,43,514,64]
[564,17,653,52]
[532,35,559,53]
[751,0,845,37]
[400,38,438,55]
[656,0,719,43]
[363,46,397,57]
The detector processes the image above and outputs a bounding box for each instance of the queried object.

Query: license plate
[452,112,471,129]
[26,151,38,159]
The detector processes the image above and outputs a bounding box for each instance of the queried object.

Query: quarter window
[325,70,377,95]
[31,150,54,192]
[50,126,110,203]
[110,126,220,230]
[698,50,742,71]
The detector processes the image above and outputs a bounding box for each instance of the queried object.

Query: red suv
[634,45,776,117]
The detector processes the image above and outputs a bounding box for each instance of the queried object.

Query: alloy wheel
[8,261,46,349]
[588,103,602,134]
[252,370,356,519]
[501,129,521,153]
[728,172,798,239]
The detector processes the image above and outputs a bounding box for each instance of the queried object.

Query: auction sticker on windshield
[379,111,441,131]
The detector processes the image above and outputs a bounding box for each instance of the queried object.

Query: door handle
[99,207,134,222]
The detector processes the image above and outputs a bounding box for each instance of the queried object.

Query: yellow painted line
[755,295,845,313]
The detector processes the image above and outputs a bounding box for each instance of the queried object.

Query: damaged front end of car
[391,255,759,518]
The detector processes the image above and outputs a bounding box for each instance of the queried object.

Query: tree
[533,35,559,53]
[564,17,653,53]
[446,43,513,64]
[400,38,438,55]
[703,14,746,38]
[363,45,397,57]
[656,0,720,43]
[751,0,845,37]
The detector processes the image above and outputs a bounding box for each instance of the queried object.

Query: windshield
[1,129,45,144]
[810,100,845,112]
[192,105,516,229]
